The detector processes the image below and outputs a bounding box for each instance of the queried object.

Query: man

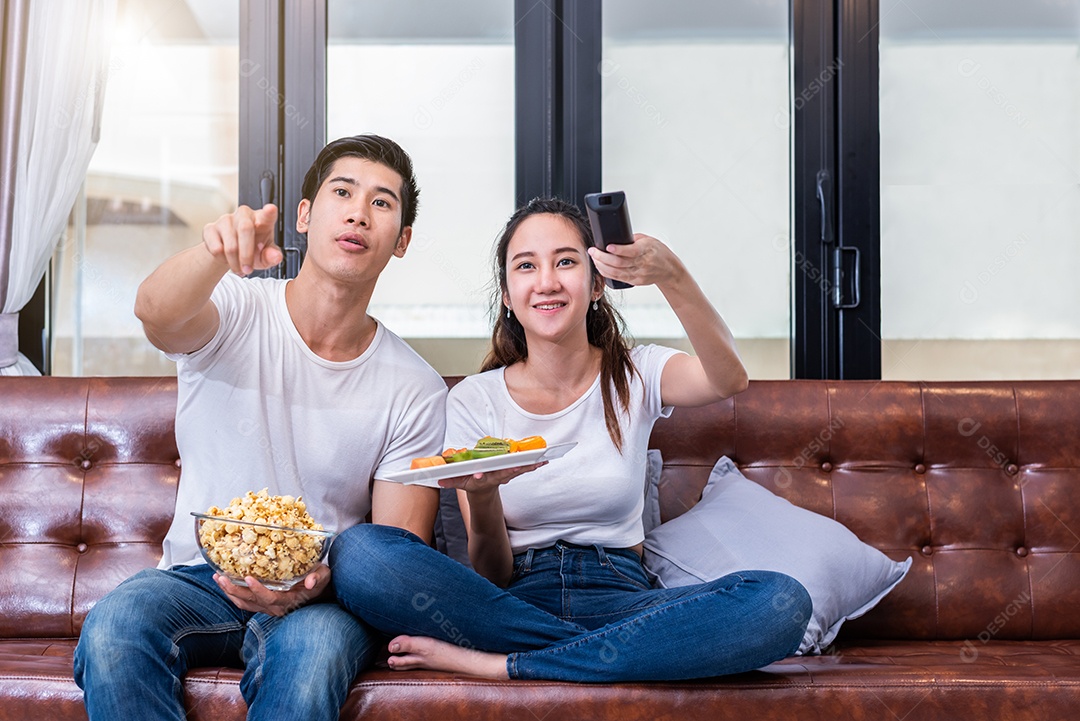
[74,135,446,721]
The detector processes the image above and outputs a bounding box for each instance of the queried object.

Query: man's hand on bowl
[214,563,331,616]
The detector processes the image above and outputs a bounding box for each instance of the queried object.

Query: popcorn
[198,489,327,583]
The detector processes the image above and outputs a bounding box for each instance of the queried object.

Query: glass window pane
[601,0,791,379]
[53,0,239,376]
[327,0,515,373]
[880,0,1080,379]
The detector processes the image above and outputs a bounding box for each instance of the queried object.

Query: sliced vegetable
[471,435,511,458]
[514,436,546,452]
[411,435,548,469]
[410,456,447,469]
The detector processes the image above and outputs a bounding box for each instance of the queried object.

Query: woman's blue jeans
[73,563,377,721]
[330,524,811,682]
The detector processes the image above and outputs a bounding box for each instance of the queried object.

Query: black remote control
[583,191,634,289]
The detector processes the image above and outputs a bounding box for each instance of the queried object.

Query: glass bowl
[192,512,335,591]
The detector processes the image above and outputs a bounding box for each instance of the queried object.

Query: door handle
[815,169,833,245]
[260,172,274,207]
[832,246,860,309]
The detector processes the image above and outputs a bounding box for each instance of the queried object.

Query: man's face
[296,156,412,284]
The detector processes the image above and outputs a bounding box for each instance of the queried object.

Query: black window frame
[518,0,884,379]
[790,0,882,379]
[239,0,325,280]
[242,0,889,379]
[25,0,884,379]
[514,0,602,207]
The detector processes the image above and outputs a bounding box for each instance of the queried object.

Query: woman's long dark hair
[482,197,638,452]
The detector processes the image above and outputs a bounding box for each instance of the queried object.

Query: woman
[330,198,810,682]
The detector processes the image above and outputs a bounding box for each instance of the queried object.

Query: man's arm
[135,204,282,354]
[371,481,440,543]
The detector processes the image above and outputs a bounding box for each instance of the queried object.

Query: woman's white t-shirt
[445,344,680,554]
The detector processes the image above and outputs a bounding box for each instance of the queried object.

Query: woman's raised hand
[587,233,684,289]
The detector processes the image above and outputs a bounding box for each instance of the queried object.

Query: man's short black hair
[301,134,420,229]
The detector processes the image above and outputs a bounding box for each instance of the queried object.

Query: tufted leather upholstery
[1,377,1079,720]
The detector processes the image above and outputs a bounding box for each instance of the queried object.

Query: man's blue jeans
[330,524,811,682]
[73,563,377,721]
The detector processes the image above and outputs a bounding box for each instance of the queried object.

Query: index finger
[588,246,628,276]
[233,206,261,275]
[236,205,278,274]
[596,236,646,258]
[253,203,279,230]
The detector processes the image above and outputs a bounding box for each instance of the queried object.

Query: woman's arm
[444,462,545,587]
[457,485,514,586]
[589,234,749,407]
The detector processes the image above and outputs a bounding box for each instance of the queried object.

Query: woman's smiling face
[503,213,600,345]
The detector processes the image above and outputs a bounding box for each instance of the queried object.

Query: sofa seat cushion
[0,640,249,721]
[0,640,86,720]
[350,643,1080,721]
[4,640,1080,721]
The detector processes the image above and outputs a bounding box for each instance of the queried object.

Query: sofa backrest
[2,377,1078,644]
[0,377,179,639]
[650,380,1080,643]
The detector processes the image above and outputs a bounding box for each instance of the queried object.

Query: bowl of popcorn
[192,489,334,591]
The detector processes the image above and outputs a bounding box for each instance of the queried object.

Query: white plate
[383,442,578,485]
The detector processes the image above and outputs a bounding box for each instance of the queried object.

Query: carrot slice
[514,436,547,452]
[410,456,448,469]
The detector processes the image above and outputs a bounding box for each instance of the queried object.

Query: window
[879,0,1080,379]
[45,1,1073,380]
[52,0,238,375]
[326,0,515,373]
[601,0,790,379]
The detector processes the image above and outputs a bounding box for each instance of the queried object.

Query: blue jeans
[73,564,377,721]
[330,524,811,682]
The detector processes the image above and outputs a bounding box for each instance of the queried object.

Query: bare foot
[386,635,510,679]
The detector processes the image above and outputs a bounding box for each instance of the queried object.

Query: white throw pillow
[642,455,911,655]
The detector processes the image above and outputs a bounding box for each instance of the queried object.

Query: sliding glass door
[52,0,239,375]
[879,0,1080,379]
[600,1,792,378]
[57,1,1078,381]
[326,0,515,372]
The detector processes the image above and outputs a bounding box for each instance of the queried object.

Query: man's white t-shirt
[158,274,446,568]
[444,344,680,554]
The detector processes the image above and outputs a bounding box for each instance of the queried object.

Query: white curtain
[0,0,116,375]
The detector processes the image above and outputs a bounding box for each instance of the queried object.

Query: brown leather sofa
[2,376,1079,720]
